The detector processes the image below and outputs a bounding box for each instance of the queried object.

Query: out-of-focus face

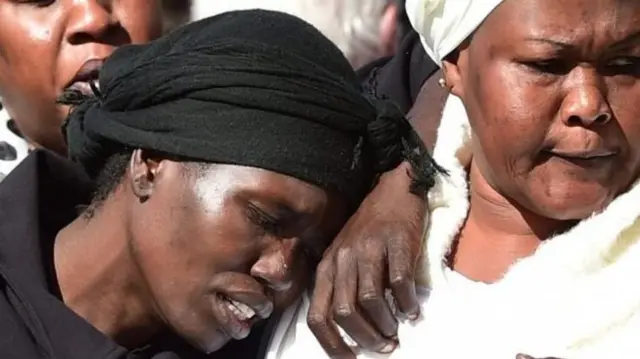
[444,0,640,220]
[0,0,162,154]
[125,159,347,353]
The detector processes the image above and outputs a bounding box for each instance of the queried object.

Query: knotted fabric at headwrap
[62,10,438,207]
[406,0,504,66]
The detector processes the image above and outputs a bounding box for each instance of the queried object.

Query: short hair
[86,149,211,216]
[85,150,132,216]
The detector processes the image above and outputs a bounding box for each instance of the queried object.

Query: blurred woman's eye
[14,0,55,7]
[603,56,640,75]
[520,58,569,75]
[246,203,282,236]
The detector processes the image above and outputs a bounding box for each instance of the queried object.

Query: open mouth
[65,59,104,97]
[216,294,270,340]
[67,72,100,96]
[224,297,258,322]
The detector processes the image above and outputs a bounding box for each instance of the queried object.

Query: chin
[187,330,231,354]
[538,192,614,221]
[162,308,231,354]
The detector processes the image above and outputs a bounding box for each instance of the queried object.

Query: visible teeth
[91,79,100,91]
[226,299,256,321]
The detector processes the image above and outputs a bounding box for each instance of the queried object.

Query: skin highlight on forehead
[194,164,330,219]
[485,0,640,49]
[193,164,233,214]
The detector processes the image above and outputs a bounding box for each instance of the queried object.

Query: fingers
[356,241,398,339]
[308,258,355,359]
[332,248,397,354]
[387,229,421,319]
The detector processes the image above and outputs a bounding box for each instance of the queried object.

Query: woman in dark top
[0,10,438,359]
[0,2,444,356]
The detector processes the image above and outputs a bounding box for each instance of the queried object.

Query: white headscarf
[405,0,505,66]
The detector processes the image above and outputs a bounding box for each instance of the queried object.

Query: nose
[560,68,612,127]
[250,240,296,292]
[65,0,124,45]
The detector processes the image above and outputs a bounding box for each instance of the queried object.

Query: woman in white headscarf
[267,0,640,358]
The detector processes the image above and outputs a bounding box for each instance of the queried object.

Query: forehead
[481,0,640,48]
[192,164,334,214]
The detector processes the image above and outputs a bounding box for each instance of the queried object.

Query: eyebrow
[525,30,640,50]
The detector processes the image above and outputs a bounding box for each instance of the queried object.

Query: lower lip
[67,81,96,96]
[551,153,616,167]
[215,296,256,340]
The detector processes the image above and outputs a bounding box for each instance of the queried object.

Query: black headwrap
[61,10,441,207]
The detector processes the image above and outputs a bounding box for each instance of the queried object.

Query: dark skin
[0,0,163,153]
[313,0,640,356]
[305,19,453,359]
[308,161,425,357]
[443,0,640,283]
[0,1,430,356]
[54,150,348,353]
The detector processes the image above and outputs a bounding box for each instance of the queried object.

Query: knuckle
[335,246,354,262]
[307,312,328,333]
[315,258,332,276]
[357,290,382,309]
[389,270,410,290]
[333,304,357,321]
[388,234,412,252]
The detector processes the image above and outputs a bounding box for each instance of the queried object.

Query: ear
[378,4,399,55]
[441,40,470,99]
[128,149,161,202]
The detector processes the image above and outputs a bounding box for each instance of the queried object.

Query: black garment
[357,30,439,114]
[0,150,268,359]
[63,10,432,207]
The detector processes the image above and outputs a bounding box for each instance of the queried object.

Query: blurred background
[162,0,410,68]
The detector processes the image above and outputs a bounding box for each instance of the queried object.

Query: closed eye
[246,203,282,236]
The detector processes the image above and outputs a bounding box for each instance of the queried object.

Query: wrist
[375,160,427,221]
[379,160,412,185]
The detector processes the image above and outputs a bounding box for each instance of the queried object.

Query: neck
[54,200,161,348]
[451,161,574,283]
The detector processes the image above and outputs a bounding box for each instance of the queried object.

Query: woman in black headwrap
[0,9,437,359]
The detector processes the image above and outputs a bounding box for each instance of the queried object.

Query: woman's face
[445,0,640,220]
[0,0,162,153]
[126,160,348,353]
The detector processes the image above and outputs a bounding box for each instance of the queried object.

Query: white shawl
[265,94,640,359]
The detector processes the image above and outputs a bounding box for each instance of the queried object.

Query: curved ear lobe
[129,149,157,203]
[441,41,469,98]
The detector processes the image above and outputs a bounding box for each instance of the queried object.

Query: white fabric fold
[405,0,505,65]
[265,94,640,358]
